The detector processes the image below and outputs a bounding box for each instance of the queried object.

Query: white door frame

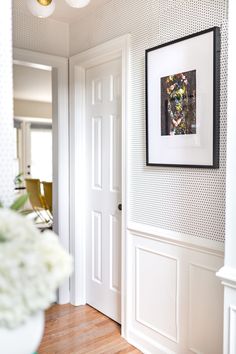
[13,48,70,304]
[69,35,130,333]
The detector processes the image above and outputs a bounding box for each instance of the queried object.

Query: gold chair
[25,178,51,225]
[41,181,52,214]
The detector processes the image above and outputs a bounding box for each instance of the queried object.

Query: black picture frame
[145,27,220,168]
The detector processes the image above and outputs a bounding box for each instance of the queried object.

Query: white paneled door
[86,58,122,323]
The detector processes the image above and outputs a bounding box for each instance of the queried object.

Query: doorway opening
[69,34,130,334]
[13,63,53,227]
[13,48,70,304]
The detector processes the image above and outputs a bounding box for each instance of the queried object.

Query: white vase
[0,311,45,354]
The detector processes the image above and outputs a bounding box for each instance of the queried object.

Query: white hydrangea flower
[0,209,73,329]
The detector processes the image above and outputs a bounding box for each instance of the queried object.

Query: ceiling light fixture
[27,0,91,18]
[64,0,91,8]
[27,0,56,18]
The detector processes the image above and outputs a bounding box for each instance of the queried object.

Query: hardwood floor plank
[38,304,141,354]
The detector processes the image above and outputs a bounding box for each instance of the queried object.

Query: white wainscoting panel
[126,224,224,354]
[229,306,236,354]
[136,247,178,343]
[216,280,236,354]
[188,264,223,354]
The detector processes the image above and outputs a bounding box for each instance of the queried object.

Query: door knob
[118,203,122,211]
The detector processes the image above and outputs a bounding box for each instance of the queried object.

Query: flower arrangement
[0,208,72,329]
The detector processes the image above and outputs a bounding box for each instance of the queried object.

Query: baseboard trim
[126,328,176,354]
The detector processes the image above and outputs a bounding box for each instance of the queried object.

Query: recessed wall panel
[189,264,223,354]
[136,247,178,342]
[229,306,236,354]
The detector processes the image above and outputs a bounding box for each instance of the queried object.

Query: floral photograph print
[160,70,196,136]
[145,27,220,167]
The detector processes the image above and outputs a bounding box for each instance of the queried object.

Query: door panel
[92,116,102,189]
[86,58,122,323]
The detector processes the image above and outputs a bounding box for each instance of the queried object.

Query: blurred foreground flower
[0,208,73,329]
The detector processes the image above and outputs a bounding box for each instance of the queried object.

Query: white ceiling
[13,0,111,24]
[13,64,52,102]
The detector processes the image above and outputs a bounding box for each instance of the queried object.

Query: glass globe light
[64,0,91,8]
[27,0,56,18]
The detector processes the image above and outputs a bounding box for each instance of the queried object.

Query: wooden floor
[38,304,141,354]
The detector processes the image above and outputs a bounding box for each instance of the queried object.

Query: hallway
[38,304,141,353]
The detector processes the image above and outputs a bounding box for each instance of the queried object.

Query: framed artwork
[145,27,220,168]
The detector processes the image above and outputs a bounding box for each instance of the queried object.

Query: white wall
[0,2,14,205]
[69,0,227,353]
[13,6,69,57]
[14,99,52,119]
[13,64,52,103]
[70,0,227,244]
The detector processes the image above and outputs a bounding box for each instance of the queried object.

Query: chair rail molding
[217,266,236,289]
[128,222,224,256]
[216,1,236,353]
